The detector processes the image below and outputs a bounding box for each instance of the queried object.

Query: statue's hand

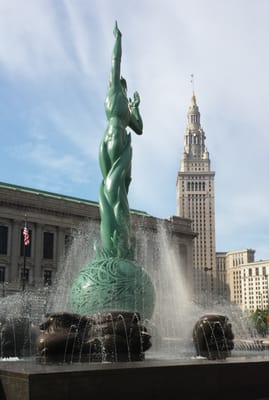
[132,91,140,107]
[113,21,122,38]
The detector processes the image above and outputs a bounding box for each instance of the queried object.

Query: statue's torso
[105,86,130,124]
[104,85,130,163]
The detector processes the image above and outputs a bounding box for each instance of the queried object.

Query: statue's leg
[104,138,132,257]
[125,146,132,194]
[99,137,111,179]
[105,136,131,206]
[99,180,117,253]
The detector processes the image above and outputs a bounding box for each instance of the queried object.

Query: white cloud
[0,0,269,257]
[13,141,91,185]
[0,0,76,79]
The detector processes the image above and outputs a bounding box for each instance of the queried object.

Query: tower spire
[190,73,195,93]
[180,91,209,165]
[190,74,197,106]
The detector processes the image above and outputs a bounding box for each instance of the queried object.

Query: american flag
[23,226,30,246]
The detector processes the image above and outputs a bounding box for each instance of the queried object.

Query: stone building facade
[215,252,229,299]
[0,181,195,297]
[176,93,216,302]
[217,249,269,312]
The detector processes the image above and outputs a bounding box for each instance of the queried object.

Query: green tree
[251,308,268,336]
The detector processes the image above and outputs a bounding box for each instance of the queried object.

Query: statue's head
[120,76,127,91]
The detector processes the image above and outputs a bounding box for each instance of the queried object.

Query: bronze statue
[99,21,143,258]
[70,21,155,322]
[38,24,154,363]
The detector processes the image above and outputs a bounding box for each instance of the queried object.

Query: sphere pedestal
[70,257,155,321]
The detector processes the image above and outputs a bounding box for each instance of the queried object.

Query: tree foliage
[251,308,269,336]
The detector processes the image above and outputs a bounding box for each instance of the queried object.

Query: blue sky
[0,0,269,260]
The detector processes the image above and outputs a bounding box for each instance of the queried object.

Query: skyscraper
[176,93,216,302]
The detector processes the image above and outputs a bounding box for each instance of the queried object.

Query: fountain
[1,21,269,400]
[35,20,155,363]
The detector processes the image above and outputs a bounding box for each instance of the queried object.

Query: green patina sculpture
[70,22,155,320]
[99,21,143,259]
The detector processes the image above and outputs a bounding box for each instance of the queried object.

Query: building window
[44,270,52,286]
[0,226,8,255]
[263,267,266,276]
[249,268,252,277]
[256,267,259,276]
[20,268,29,283]
[20,229,32,257]
[43,232,54,259]
[0,266,5,282]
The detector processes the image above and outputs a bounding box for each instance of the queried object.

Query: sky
[0,0,268,260]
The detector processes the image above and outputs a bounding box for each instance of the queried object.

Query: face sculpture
[193,314,234,360]
[36,311,151,362]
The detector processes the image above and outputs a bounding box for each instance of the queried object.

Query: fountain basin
[1,358,269,400]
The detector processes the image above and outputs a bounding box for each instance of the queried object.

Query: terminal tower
[176,93,216,303]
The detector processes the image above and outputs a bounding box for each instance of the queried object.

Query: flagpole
[22,253,26,290]
[22,215,28,292]
[22,226,26,291]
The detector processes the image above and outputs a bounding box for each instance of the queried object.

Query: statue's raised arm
[110,21,122,87]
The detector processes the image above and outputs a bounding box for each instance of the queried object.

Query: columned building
[0,181,195,297]
[176,93,216,302]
